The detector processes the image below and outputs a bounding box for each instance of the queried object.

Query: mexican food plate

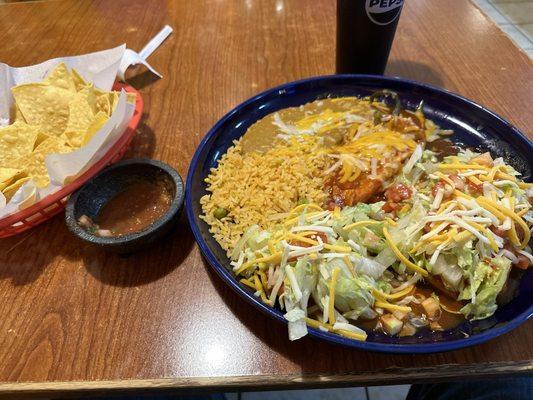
[186,75,533,353]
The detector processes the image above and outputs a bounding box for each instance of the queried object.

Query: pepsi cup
[336,0,404,74]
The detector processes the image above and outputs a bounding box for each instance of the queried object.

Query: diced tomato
[313,231,329,244]
[386,183,413,203]
[289,240,308,248]
[448,174,465,190]
[432,180,454,199]
[326,198,343,211]
[432,181,445,197]
[288,231,328,248]
[382,201,399,213]
[467,181,483,195]
[515,254,531,270]
[325,200,336,211]
[490,226,507,238]
[502,243,531,270]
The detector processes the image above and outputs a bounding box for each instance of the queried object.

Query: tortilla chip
[0,167,20,184]
[71,68,88,91]
[10,104,26,123]
[33,135,71,154]
[34,132,51,149]
[44,62,76,92]
[0,121,39,166]
[0,167,25,191]
[65,93,94,133]
[82,111,109,146]
[109,91,120,114]
[11,83,73,137]
[93,86,106,97]
[78,84,98,114]
[64,130,85,148]
[62,90,99,148]
[95,93,111,116]
[23,137,71,188]
[2,176,30,202]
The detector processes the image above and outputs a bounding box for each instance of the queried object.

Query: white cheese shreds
[459,170,489,177]
[347,239,361,251]
[371,158,378,178]
[273,112,306,135]
[424,215,491,244]
[231,251,246,271]
[517,250,533,264]
[431,188,445,210]
[288,245,323,258]
[403,144,423,174]
[333,322,367,335]
[420,222,450,241]
[498,249,518,263]
[291,225,335,234]
[285,266,302,302]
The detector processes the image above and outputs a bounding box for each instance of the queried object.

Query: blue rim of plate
[186,74,533,353]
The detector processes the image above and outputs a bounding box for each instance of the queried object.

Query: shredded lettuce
[284,298,308,340]
[230,225,259,260]
[374,247,397,268]
[356,257,388,279]
[330,274,374,316]
[247,230,271,251]
[431,254,463,289]
[460,257,511,319]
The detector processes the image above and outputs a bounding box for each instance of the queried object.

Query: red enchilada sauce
[97,179,172,236]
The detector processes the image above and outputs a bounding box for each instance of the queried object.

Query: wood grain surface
[0,0,531,397]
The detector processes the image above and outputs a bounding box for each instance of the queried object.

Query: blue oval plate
[186,75,533,353]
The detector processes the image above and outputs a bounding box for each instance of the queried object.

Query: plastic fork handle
[139,25,173,60]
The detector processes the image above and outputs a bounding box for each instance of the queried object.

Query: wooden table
[0,0,531,398]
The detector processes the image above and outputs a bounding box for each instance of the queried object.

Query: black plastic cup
[336,0,404,75]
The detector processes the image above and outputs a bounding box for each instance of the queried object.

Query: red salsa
[97,180,172,236]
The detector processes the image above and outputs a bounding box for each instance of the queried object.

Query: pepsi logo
[365,0,404,26]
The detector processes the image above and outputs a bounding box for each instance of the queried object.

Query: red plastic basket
[0,82,143,238]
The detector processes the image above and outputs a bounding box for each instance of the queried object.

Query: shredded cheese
[343,255,355,276]
[240,278,256,290]
[291,203,323,213]
[477,197,530,248]
[291,225,334,234]
[453,230,473,242]
[383,227,429,276]
[374,300,412,313]
[344,220,382,230]
[439,163,491,171]
[385,218,397,226]
[324,243,352,252]
[236,252,282,275]
[434,171,455,187]
[334,329,367,341]
[258,270,268,288]
[305,317,331,331]
[431,187,445,210]
[467,175,483,186]
[373,285,413,301]
[285,265,303,302]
